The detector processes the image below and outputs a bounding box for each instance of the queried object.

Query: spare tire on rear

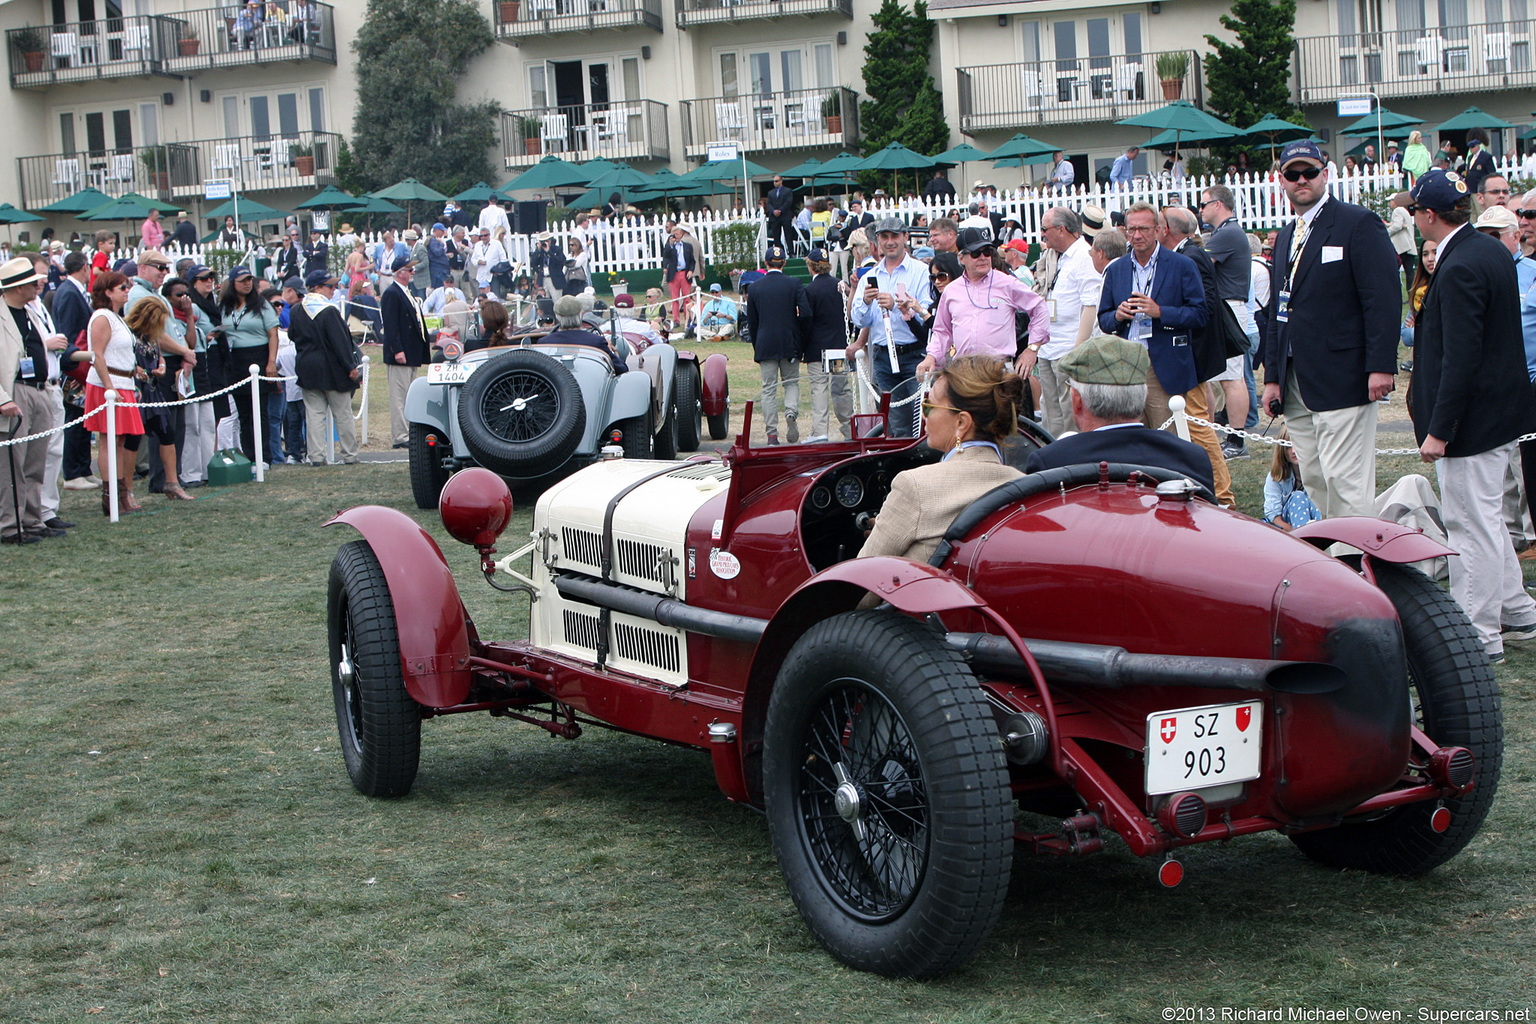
[457,349,585,478]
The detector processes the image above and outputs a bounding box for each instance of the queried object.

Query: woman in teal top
[1401,130,1431,184]
[218,264,280,465]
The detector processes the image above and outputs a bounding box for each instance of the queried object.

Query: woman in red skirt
[83,270,145,515]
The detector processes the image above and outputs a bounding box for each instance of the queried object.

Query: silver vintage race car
[404,333,729,506]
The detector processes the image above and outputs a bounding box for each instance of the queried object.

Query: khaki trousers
[1144,366,1233,508]
[1282,366,1378,519]
[1035,355,1076,437]
[1438,442,1536,656]
[386,363,418,445]
[0,384,54,537]
[304,389,358,464]
[758,359,799,440]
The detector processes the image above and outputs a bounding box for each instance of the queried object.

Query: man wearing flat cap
[548,294,626,375]
[1261,139,1400,522]
[1025,333,1215,494]
[0,256,58,543]
[1398,168,1536,661]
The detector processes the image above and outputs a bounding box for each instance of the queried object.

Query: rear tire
[675,361,702,452]
[618,405,653,459]
[763,610,1013,978]
[707,382,730,441]
[408,422,450,509]
[653,387,678,461]
[328,540,421,798]
[1290,562,1501,875]
[457,349,585,478]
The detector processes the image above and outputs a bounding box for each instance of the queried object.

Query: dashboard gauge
[835,474,865,508]
[810,486,832,511]
[870,470,891,494]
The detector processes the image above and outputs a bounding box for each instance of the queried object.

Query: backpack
[1095,163,1113,186]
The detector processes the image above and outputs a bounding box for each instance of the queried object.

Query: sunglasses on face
[1281,165,1324,182]
[1519,210,1536,220]
[1484,188,1512,196]
[967,247,996,259]
[931,272,950,283]
[921,399,961,417]
[1404,205,1424,215]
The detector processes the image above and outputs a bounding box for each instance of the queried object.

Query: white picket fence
[116,157,1531,279]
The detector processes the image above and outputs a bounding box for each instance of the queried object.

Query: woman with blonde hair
[123,298,192,501]
[1402,129,1432,183]
[859,356,1025,563]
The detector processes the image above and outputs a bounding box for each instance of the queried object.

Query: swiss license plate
[1145,700,1263,796]
[427,361,476,386]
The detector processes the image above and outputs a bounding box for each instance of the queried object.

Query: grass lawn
[4,372,1534,1020]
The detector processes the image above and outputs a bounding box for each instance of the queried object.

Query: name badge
[1170,334,1189,348]
[1275,290,1291,323]
[1047,298,1058,322]
[18,357,35,378]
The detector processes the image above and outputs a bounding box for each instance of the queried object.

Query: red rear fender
[326,505,473,709]
[701,352,729,415]
[1291,517,1455,563]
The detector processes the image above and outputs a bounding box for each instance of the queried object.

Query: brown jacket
[858,445,1022,564]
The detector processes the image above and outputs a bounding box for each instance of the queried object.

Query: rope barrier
[1162,408,1536,458]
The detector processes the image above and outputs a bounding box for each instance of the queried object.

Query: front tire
[328,540,422,798]
[408,422,450,509]
[763,610,1012,978]
[1290,562,1502,875]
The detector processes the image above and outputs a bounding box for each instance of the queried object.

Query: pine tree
[351,0,499,196]
[858,0,951,191]
[1203,0,1300,131]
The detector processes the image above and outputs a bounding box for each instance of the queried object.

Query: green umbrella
[117,191,180,214]
[1338,108,1422,136]
[933,142,990,166]
[685,157,773,181]
[372,177,449,203]
[503,156,591,192]
[585,164,653,191]
[1117,100,1239,137]
[199,228,260,245]
[204,196,288,223]
[807,151,864,178]
[80,195,159,221]
[991,153,1058,167]
[856,142,937,195]
[580,158,619,174]
[1437,106,1517,133]
[38,187,114,214]
[0,203,44,224]
[452,181,510,203]
[1242,113,1315,163]
[985,133,1056,161]
[1518,125,1536,141]
[347,196,405,215]
[296,186,364,210]
[632,167,712,197]
[781,156,826,178]
[1142,123,1244,148]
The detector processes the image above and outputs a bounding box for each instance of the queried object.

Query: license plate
[1145,700,1263,796]
[427,361,476,386]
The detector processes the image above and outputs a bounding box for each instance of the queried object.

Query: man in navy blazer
[1261,140,1400,520]
[380,263,430,449]
[1026,334,1215,494]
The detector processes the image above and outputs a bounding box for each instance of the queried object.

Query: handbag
[1214,299,1251,360]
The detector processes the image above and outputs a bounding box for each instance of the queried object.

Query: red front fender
[1292,516,1456,563]
[326,505,473,709]
[701,352,728,416]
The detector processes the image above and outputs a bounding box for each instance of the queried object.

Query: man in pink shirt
[919,226,1049,376]
[140,208,165,249]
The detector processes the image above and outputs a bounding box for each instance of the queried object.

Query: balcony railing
[1294,19,1536,104]
[18,131,343,210]
[502,101,669,168]
[493,0,661,43]
[159,3,336,75]
[956,49,1202,134]
[5,4,335,88]
[680,86,859,158]
[6,15,177,88]
[674,0,851,30]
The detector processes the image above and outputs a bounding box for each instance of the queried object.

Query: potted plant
[292,142,314,177]
[1156,51,1189,100]
[821,91,842,135]
[14,26,47,74]
[499,1,520,24]
[139,145,172,191]
[178,23,201,57]
[520,116,541,155]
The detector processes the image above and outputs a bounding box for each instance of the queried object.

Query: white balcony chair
[261,137,292,174]
[1114,62,1142,100]
[102,153,134,189]
[1022,69,1043,108]
[121,24,150,61]
[52,158,81,192]
[1484,32,1509,70]
[50,32,78,68]
[212,143,242,176]
[1414,34,1444,68]
[714,101,744,141]
[786,100,816,135]
[540,113,569,152]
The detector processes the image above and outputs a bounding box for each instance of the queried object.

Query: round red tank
[439,468,514,548]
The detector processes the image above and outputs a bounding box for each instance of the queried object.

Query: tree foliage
[350,0,499,196]
[859,0,950,189]
[1203,0,1299,132]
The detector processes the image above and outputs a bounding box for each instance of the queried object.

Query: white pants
[40,384,64,520]
[304,389,358,464]
[1035,356,1076,437]
[1283,367,1378,519]
[1437,442,1536,656]
[386,363,418,445]
[181,400,217,483]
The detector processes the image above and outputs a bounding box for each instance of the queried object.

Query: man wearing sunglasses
[1396,169,1536,662]
[1260,139,1400,523]
[1519,190,1536,258]
[918,226,1048,381]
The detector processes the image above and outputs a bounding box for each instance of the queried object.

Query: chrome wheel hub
[832,762,866,840]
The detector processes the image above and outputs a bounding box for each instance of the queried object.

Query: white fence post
[249,363,265,481]
[104,389,118,524]
[356,355,370,448]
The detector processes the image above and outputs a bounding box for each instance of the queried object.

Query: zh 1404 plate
[1145,699,1263,796]
[427,361,477,386]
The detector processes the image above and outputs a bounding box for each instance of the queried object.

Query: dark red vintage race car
[325,415,1499,979]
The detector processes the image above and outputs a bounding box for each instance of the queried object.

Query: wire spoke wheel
[480,371,560,443]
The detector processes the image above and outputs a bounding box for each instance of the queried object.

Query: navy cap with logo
[806,247,828,262]
[1278,139,1325,169]
[764,242,787,263]
[1394,167,1471,213]
[957,225,995,253]
[305,268,339,289]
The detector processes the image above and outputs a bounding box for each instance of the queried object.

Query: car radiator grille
[614,621,681,672]
[560,527,603,572]
[562,608,602,650]
[616,539,667,584]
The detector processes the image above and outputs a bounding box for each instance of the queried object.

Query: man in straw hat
[1024,333,1214,494]
[0,256,59,543]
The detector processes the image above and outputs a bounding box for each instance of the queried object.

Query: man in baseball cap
[849,213,931,436]
[698,281,737,343]
[748,240,810,442]
[1023,333,1215,493]
[1260,136,1401,523]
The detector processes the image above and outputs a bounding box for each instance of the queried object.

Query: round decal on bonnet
[708,548,741,580]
